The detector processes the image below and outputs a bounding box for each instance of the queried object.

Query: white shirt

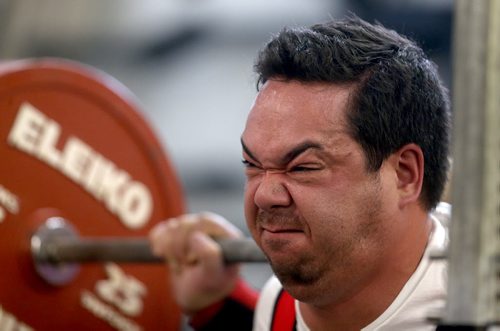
[254,206,449,331]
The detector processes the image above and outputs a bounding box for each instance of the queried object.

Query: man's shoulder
[363,204,450,330]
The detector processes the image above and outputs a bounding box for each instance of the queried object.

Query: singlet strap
[271,289,297,331]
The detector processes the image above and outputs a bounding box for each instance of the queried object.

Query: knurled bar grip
[34,237,268,264]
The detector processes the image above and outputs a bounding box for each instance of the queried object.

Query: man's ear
[393,143,424,208]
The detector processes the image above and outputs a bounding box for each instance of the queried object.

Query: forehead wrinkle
[243,81,360,166]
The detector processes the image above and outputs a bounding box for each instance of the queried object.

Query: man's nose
[253,171,292,211]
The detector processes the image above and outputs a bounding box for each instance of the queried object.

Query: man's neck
[299,209,433,331]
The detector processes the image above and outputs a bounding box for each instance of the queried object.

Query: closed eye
[290,166,319,172]
[242,159,258,168]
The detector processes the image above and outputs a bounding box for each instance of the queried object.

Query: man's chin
[279,279,319,303]
[271,260,316,285]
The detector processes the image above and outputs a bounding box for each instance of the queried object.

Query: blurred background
[0,0,453,327]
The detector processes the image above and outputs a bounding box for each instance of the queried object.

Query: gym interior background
[0,0,453,328]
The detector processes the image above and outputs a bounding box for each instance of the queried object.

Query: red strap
[271,290,296,331]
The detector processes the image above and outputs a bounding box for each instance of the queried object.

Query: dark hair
[254,15,450,210]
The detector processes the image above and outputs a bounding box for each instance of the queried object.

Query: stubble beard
[256,210,327,288]
[256,189,384,304]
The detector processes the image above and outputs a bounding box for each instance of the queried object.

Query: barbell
[31,217,265,267]
[0,59,265,331]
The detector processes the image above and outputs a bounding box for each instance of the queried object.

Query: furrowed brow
[241,138,258,162]
[241,138,322,166]
[281,141,323,165]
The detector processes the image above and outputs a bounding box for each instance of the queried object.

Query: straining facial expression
[241,80,400,305]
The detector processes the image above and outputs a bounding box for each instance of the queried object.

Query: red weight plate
[0,59,184,330]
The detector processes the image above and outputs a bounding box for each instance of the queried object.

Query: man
[150,15,450,331]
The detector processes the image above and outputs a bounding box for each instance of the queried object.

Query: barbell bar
[31,217,267,265]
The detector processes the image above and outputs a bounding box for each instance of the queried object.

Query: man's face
[241,80,400,305]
